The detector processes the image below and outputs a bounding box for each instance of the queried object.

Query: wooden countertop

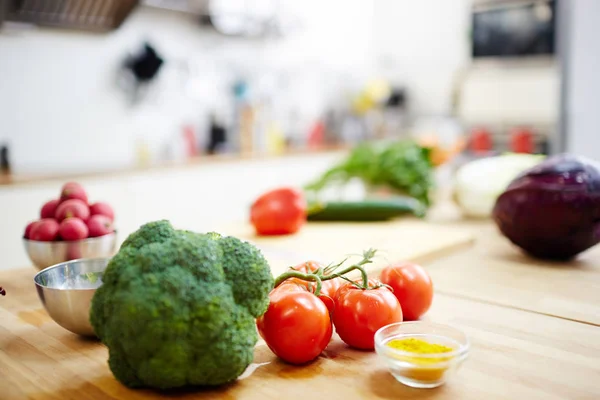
[1,216,599,399]
[425,221,600,326]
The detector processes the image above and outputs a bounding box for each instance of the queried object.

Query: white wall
[564,0,600,159]
[0,2,374,175]
[458,63,560,127]
[0,0,485,177]
[371,0,560,133]
[372,0,472,116]
[1,0,573,179]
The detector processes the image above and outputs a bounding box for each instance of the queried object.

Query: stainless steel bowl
[34,258,109,337]
[24,232,117,271]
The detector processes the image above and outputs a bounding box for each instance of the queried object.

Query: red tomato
[293,260,320,273]
[287,261,321,292]
[379,262,433,321]
[250,187,307,236]
[272,281,306,295]
[292,261,344,300]
[276,278,335,314]
[332,278,380,300]
[322,278,344,300]
[332,283,403,350]
[257,290,332,365]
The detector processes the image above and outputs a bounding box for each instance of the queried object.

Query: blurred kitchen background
[0,0,599,268]
[1,0,598,176]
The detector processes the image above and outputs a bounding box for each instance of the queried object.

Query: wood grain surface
[222,219,475,277]
[2,218,599,399]
[424,221,600,326]
[1,265,598,400]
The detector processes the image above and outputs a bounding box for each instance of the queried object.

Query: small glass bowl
[374,321,470,389]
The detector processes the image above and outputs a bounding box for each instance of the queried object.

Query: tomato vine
[273,248,378,296]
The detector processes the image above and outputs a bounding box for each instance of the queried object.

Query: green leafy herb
[304,140,434,207]
[84,272,99,283]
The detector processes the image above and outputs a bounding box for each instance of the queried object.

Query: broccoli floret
[90,220,273,390]
[119,220,176,250]
[217,235,274,317]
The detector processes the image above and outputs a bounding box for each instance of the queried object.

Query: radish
[87,215,114,237]
[55,199,90,221]
[89,202,115,221]
[59,218,89,241]
[60,182,88,203]
[24,221,41,239]
[40,199,60,219]
[29,219,60,241]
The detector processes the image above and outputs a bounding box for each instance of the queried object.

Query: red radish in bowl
[55,199,90,221]
[60,182,88,203]
[40,199,60,219]
[24,221,40,239]
[87,215,114,237]
[29,219,60,241]
[59,218,89,241]
[89,202,115,221]
[23,182,117,246]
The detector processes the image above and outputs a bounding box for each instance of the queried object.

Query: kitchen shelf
[1,0,139,32]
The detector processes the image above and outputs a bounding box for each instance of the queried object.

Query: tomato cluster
[256,256,434,365]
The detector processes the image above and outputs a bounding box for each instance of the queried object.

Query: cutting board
[221,219,475,278]
[424,222,600,326]
[1,267,599,400]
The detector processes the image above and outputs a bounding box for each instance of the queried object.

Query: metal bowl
[34,258,109,337]
[24,232,117,271]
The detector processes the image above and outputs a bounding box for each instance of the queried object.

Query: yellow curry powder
[386,338,454,382]
[387,338,453,354]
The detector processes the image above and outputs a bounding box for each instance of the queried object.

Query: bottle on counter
[239,104,256,156]
[206,113,228,155]
[469,127,494,155]
[510,127,535,154]
[0,144,10,174]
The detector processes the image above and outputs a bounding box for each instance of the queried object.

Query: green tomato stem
[274,271,323,296]
[322,249,375,289]
[274,249,377,294]
[323,265,369,289]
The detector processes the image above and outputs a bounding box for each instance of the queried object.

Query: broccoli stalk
[90,220,274,389]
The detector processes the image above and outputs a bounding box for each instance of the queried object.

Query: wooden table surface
[221,219,476,277]
[425,221,600,326]
[1,218,600,399]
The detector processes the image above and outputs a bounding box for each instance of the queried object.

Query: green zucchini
[307,198,426,221]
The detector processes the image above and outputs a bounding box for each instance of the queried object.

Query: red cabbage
[492,154,600,260]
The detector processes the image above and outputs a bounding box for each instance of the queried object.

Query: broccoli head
[90,220,274,389]
[119,220,176,250]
